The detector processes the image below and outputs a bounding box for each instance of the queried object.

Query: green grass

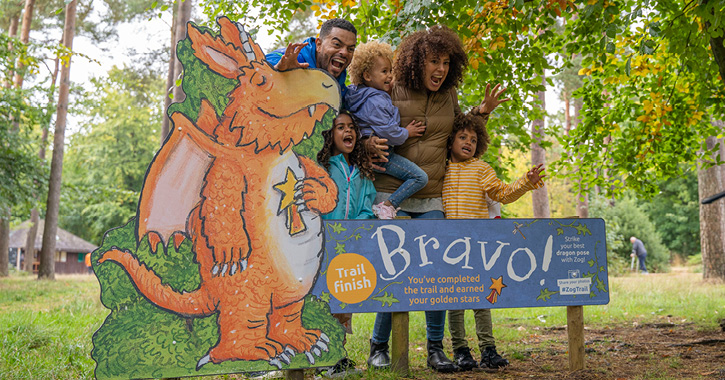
[0,268,723,379]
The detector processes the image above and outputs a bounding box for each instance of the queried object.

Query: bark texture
[39,0,77,280]
[698,134,725,281]
[531,75,550,218]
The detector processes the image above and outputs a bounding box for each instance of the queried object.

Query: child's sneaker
[372,202,398,219]
[480,346,509,369]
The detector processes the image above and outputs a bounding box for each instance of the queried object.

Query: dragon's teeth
[308,105,316,117]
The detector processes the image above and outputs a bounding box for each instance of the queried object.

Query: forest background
[0,0,724,279]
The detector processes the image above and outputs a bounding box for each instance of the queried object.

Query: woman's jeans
[375,152,428,208]
[371,209,445,343]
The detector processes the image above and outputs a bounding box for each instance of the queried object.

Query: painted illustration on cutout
[91,17,345,379]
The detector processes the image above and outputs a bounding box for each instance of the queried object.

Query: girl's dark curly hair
[447,113,490,159]
[394,25,468,92]
[317,111,375,180]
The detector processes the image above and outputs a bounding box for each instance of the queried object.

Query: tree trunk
[24,36,61,273]
[23,209,39,272]
[698,131,725,281]
[171,0,192,105]
[573,101,588,218]
[13,0,35,89]
[38,0,77,280]
[161,7,178,145]
[4,12,20,88]
[0,217,8,276]
[531,74,550,218]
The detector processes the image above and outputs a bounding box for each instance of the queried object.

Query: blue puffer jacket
[344,84,407,146]
[322,154,376,220]
[265,37,348,97]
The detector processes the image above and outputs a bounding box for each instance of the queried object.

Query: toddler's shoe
[372,202,398,219]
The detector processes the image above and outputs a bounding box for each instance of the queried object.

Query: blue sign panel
[311,218,609,314]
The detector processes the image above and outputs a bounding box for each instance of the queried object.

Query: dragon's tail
[99,247,215,318]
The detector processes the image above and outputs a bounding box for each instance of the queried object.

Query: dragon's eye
[251,73,267,87]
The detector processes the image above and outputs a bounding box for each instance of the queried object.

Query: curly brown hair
[394,25,467,92]
[448,113,490,159]
[317,111,375,180]
[347,40,394,86]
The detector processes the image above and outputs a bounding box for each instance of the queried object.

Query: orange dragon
[98,17,340,370]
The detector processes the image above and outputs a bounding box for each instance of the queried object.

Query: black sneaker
[316,358,361,378]
[453,346,478,371]
[480,346,509,369]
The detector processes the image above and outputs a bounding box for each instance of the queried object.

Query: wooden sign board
[312,218,609,313]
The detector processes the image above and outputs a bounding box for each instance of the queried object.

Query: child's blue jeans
[376,152,428,207]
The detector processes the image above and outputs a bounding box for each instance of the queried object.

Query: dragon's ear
[187,20,247,79]
[217,17,266,64]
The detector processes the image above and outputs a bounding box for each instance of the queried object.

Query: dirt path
[432,323,725,380]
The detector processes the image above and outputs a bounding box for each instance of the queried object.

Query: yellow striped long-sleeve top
[442,158,544,219]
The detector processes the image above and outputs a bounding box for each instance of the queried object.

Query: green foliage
[589,195,669,273]
[0,89,48,216]
[61,65,163,244]
[641,169,701,257]
[195,0,725,199]
[92,219,345,379]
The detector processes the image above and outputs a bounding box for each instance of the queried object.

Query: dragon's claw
[319,333,329,343]
[284,347,295,358]
[240,259,247,272]
[304,351,315,365]
[230,262,237,275]
[212,264,220,276]
[278,352,291,365]
[196,354,211,370]
[316,340,328,352]
[220,263,228,276]
[269,358,283,369]
[311,345,321,357]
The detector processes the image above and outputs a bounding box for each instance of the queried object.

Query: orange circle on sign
[327,253,377,304]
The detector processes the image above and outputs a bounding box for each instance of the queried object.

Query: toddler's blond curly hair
[347,40,394,86]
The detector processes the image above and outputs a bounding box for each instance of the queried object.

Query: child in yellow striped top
[442,113,545,371]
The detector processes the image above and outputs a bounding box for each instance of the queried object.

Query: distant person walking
[630,236,648,274]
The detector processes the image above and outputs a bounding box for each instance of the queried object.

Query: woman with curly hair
[365,25,510,373]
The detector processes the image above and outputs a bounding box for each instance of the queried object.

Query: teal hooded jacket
[321,154,376,220]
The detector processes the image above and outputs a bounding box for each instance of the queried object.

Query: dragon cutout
[97,17,340,371]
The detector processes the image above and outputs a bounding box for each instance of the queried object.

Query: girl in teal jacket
[316,111,375,377]
[318,111,377,220]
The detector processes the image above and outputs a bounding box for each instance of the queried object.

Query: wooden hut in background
[8,220,97,274]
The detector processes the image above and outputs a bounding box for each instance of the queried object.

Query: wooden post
[390,312,409,375]
[567,305,585,370]
[285,369,304,380]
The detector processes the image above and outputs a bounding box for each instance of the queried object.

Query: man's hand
[526,163,546,185]
[405,120,426,138]
[274,42,310,72]
[475,83,511,115]
[363,136,389,172]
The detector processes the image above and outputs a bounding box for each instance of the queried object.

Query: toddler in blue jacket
[345,41,428,219]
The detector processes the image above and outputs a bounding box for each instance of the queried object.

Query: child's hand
[363,136,390,171]
[527,164,546,185]
[405,120,426,138]
[475,83,511,115]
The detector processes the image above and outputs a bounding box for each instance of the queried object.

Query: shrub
[589,195,670,273]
